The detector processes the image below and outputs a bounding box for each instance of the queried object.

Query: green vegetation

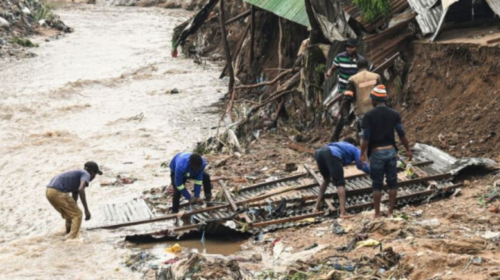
[352,0,392,22]
[10,37,39,48]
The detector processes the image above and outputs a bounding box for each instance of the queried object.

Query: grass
[10,37,39,48]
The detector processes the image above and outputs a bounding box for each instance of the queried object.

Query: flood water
[0,4,225,279]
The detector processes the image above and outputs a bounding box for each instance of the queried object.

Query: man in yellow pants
[46,161,102,239]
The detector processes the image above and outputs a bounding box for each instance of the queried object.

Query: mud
[400,42,500,162]
[0,4,224,279]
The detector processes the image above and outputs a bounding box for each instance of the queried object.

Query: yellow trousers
[46,188,82,239]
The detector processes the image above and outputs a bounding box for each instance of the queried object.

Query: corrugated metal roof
[243,0,310,27]
[407,0,439,13]
[415,6,442,34]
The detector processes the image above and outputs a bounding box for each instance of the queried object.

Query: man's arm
[193,171,203,199]
[360,115,371,163]
[78,181,91,221]
[395,114,412,161]
[175,166,192,200]
[326,56,340,78]
[360,138,369,164]
[354,148,370,174]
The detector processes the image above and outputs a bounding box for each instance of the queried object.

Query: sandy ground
[0,4,225,279]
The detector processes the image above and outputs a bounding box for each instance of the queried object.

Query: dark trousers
[171,172,212,213]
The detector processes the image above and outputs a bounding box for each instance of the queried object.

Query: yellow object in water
[165,243,182,253]
[355,239,380,249]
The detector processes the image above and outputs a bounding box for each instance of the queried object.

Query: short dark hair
[189,153,203,169]
[343,137,358,146]
[357,59,369,70]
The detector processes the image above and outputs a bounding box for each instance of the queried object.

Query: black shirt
[362,106,406,152]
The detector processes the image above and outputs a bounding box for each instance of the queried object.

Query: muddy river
[0,4,226,279]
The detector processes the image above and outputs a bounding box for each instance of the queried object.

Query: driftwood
[219,0,235,96]
[220,21,251,78]
[249,6,256,66]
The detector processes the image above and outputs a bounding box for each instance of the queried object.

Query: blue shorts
[370,148,398,191]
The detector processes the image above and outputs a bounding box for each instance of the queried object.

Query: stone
[0,17,10,28]
[170,88,180,94]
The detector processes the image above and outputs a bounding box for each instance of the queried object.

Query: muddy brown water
[0,4,226,279]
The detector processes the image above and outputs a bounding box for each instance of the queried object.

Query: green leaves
[352,0,393,22]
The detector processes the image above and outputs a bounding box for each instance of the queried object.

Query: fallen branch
[235,69,293,90]
[225,10,251,25]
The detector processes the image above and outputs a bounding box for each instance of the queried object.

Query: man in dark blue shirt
[169,152,212,213]
[360,85,412,219]
[314,137,370,217]
[46,161,102,238]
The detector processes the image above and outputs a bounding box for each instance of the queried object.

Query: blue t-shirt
[47,170,90,193]
[325,142,370,174]
[170,152,207,199]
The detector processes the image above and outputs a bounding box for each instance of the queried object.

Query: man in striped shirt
[325,38,364,93]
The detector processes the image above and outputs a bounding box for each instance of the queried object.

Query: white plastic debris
[416,218,440,227]
[22,7,31,14]
[481,231,500,240]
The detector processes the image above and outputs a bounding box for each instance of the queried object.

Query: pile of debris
[0,0,71,59]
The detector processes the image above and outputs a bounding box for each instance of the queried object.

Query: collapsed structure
[89,144,495,239]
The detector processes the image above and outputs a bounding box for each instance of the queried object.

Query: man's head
[343,136,358,147]
[189,153,203,172]
[346,38,358,55]
[84,161,103,181]
[370,85,388,106]
[357,59,369,70]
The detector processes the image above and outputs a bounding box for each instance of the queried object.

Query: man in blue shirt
[169,152,212,213]
[314,137,370,217]
[46,161,103,239]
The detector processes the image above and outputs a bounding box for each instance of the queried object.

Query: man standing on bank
[360,85,412,218]
[46,161,102,239]
[325,38,364,142]
[314,137,370,217]
[332,59,382,142]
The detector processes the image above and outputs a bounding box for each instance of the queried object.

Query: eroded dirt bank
[0,4,224,279]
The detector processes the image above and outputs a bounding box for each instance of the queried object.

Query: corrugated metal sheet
[243,0,310,27]
[342,0,410,33]
[407,0,439,13]
[415,7,442,34]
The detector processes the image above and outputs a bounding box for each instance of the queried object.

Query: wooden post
[220,180,253,224]
[219,22,251,78]
[220,180,238,211]
[219,0,234,95]
[249,5,256,67]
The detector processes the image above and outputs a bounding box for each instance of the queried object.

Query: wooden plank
[487,37,500,44]
[220,180,238,211]
[286,142,315,155]
[252,212,325,228]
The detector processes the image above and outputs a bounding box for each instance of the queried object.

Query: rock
[489,205,499,213]
[170,88,180,94]
[22,7,31,14]
[0,17,10,28]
